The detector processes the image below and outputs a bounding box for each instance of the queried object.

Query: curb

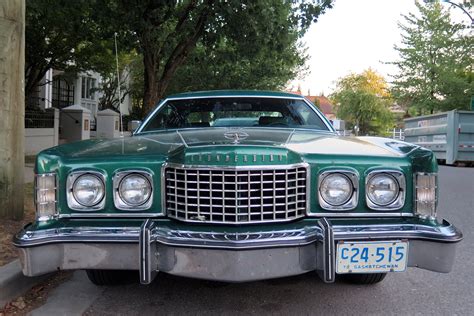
[0,260,52,307]
[29,271,104,316]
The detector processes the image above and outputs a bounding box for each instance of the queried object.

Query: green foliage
[25,0,106,104]
[25,0,333,116]
[390,1,473,115]
[93,50,141,111]
[96,0,333,114]
[165,1,309,95]
[331,69,394,135]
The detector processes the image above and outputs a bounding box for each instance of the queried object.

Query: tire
[86,269,138,286]
[342,273,387,285]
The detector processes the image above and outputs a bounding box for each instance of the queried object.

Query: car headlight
[318,171,358,210]
[118,174,152,206]
[67,171,106,211]
[365,171,405,210]
[114,171,153,210]
[367,174,399,206]
[72,174,105,207]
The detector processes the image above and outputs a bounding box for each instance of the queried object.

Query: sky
[291,0,470,96]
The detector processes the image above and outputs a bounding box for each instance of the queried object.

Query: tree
[165,4,309,95]
[0,0,25,219]
[97,0,334,114]
[93,51,140,112]
[165,34,307,95]
[25,0,108,107]
[390,1,473,115]
[331,69,393,136]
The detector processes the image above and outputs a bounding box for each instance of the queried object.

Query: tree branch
[159,1,213,86]
[172,0,198,37]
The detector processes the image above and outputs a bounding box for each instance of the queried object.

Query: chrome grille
[164,164,308,224]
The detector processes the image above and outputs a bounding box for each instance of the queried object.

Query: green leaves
[25,0,114,106]
[95,0,334,113]
[25,0,334,115]
[390,1,473,114]
[165,1,309,95]
[331,69,393,136]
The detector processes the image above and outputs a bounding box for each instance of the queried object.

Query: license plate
[336,241,408,274]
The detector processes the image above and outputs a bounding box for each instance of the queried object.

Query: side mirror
[129,120,142,133]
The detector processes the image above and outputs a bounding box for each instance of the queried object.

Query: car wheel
[342,273,387,285]
[86,269,138,286]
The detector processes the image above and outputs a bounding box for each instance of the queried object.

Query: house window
[52,77,74,109]
[81,77,97,100]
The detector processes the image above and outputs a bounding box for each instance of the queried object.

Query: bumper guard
[14,218,462,284]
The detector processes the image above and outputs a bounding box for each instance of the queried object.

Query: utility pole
[0,0,25,219]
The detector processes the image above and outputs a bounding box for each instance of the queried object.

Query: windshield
[140,97,331,132]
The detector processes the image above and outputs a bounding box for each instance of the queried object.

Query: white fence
[389,128,405,140]
[338,130,353,136]
[338,129,404,140]
[24,109,59,155]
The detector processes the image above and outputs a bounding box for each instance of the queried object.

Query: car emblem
[224,130,249,144]
[190,215,207,221]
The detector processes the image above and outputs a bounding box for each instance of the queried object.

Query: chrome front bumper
[14,219,462,284]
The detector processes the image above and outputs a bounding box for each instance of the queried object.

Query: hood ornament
[224,130,249,144]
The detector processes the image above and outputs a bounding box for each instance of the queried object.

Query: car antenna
[114,32,124,138]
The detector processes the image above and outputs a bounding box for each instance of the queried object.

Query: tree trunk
[142,50,160,116]
[142,58,172,115]
[0,0,25,219]
[140,3,211,116]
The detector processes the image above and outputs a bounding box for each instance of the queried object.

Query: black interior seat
[258,116,287,126]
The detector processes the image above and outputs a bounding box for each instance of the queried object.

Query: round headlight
[118,174,152,206]
[320,173,353,206]
[72,174,105,207]
[367,174,399,206]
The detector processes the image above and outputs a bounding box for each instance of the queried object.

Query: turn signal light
[415,173,437,219]
[35,173,57,221]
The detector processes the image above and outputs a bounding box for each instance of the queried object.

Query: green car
[14,90,462,286]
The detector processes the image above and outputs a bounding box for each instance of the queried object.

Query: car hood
[47,128,418,159]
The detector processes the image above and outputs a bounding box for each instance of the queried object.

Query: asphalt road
[31,166,474,316]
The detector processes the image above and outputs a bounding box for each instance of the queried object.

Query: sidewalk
[25,163,34,183]
[0,261,50,307]
[29,271,104,316]
[0,163,37,306]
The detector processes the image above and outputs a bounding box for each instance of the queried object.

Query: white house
[24,69,133,154]
[33,69,132,126]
